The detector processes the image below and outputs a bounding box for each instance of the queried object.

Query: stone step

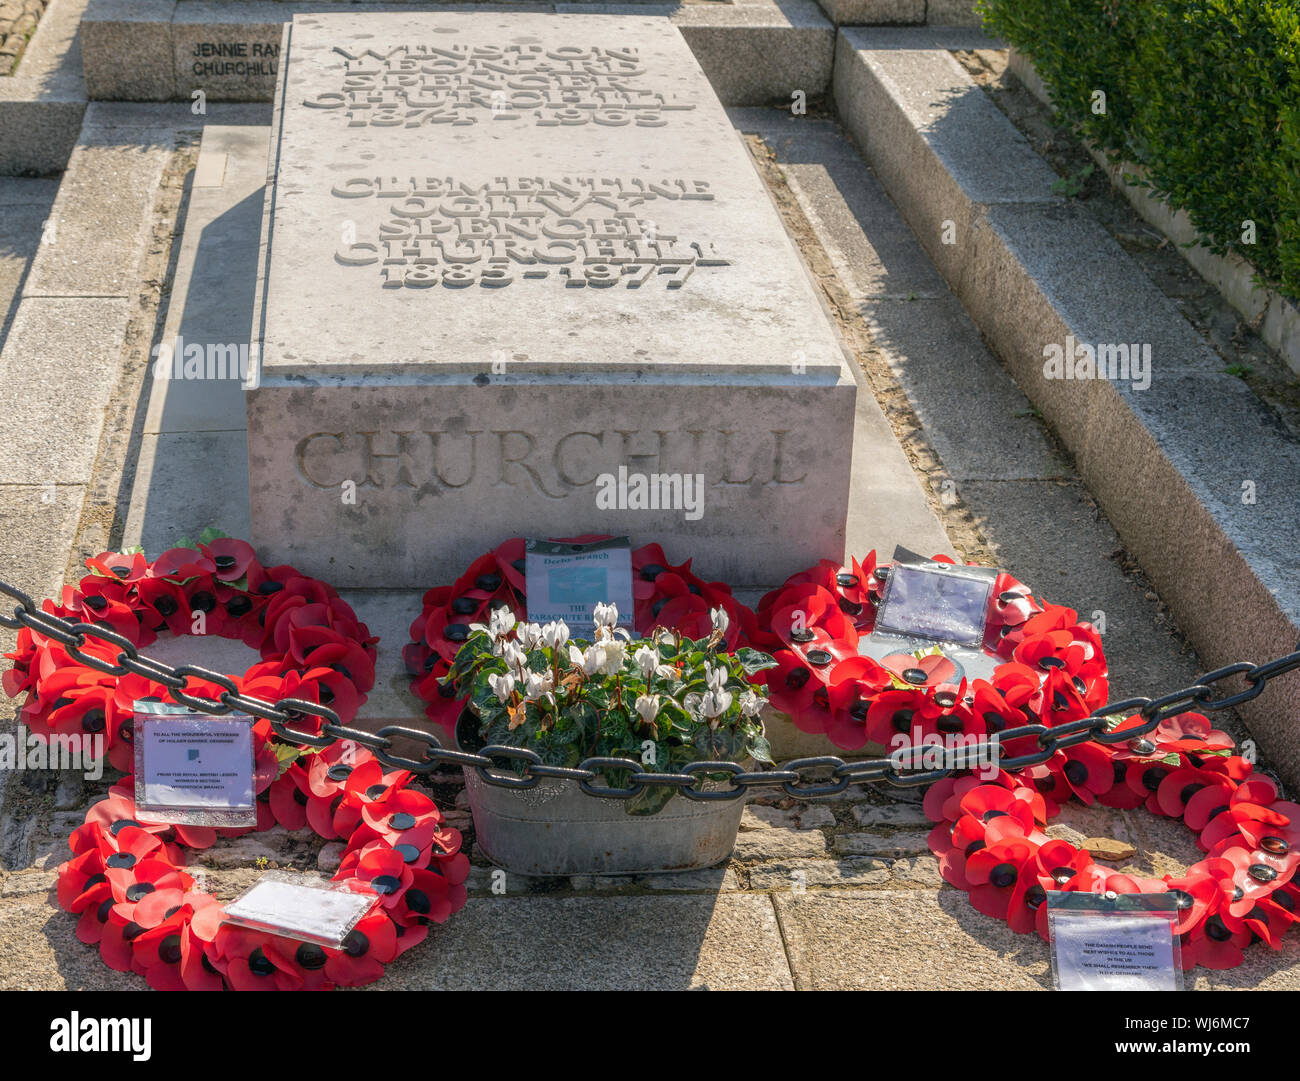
[832,28,1300,789]
[81,0,838,104]
[0,0,88,174]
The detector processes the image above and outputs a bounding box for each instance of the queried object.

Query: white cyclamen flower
[700,689,733,719]
[569,643,604,677]
[488,672,516,705]
[501,640,528,674]
[516,622,544,651]
[634,694,660,726]
[599,639,628,676]
[592,602,619,631]
[521,670,554,704]
[704,663,728,694]
[473,607,517,643]
[710,607,730,637]
[739,689,766,717]
[489,607,516,638]
[541,620,570,651]
[634,645,659,680]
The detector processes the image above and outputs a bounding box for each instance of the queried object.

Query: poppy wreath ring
[2,540,470,990]
[403,534,762,736]
[3,538,381,773]
[751,550,1104,751]
[924,715,1300,969]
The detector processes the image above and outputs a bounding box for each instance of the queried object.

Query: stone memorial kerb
[247,12,860,588]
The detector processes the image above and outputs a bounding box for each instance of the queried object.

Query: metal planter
[463,767,745,876]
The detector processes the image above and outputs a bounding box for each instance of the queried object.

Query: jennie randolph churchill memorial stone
[248,12,859,587]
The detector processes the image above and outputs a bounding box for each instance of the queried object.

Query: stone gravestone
[247,12,859,588]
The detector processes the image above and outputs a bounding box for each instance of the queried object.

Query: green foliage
[978,0,1300,302]
[446,611,777,816]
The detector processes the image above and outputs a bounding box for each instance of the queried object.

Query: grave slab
[248,12,860,589]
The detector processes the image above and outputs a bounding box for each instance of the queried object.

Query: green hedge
[977,0,1300,303]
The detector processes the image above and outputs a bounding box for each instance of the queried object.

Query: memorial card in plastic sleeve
[133,700,257,828]
[222,872,377,949]
[525,536,635,630]
[1048,892,1182,991]
[873,546,997,648]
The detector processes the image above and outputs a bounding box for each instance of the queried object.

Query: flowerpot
[462,768,746,876]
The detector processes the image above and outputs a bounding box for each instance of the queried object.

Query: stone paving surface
[0,0,45,75]
[0,91,1297,989]
[0,176,55,338]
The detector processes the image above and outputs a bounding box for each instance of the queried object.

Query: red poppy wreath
[925,716,1300,969]
[403,534,761,737]
[752,552,1299,970]
[751,550,1099,751]
[2,536,469,990]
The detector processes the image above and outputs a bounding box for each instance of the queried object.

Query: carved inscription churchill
[246,13,859,587]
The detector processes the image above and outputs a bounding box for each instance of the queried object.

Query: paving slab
[925,0,980,26]
[121,430,250,552]
[731,111,1064,482]
[22,131,171,296]
[0,483,83,658]
[143,124,269,435]
[77,0,839,105]
[731,111,947,299]
[0,297,130,484]
[340,588,433,727]
[748,856,888,889]
[366,894,795,990]
[81,0,177,101]
[774,888,1052,989]
[862,295,1067,481]
[0,179,57,341]
[0,898,143,990]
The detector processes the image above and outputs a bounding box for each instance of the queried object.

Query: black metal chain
[3,576,1298,800]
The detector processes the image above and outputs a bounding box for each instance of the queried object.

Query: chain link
[3,576,1298,799]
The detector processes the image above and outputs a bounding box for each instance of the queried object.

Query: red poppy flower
[323,909,398,987]
[824,656,892,750]
[964,835,1041,922]
[864,687,942,747]
[357,787,444,854]
[86,551,149,582]
[133,576,193,636]
[350,846,415,909]
[766,649,825,729]
[267,762,312,830]
[133,902,224,991]
[389,866,463,927]
[200,536,257,581]
[879,650,958,688]
[211,926,304,991]
[150,547,217,581]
